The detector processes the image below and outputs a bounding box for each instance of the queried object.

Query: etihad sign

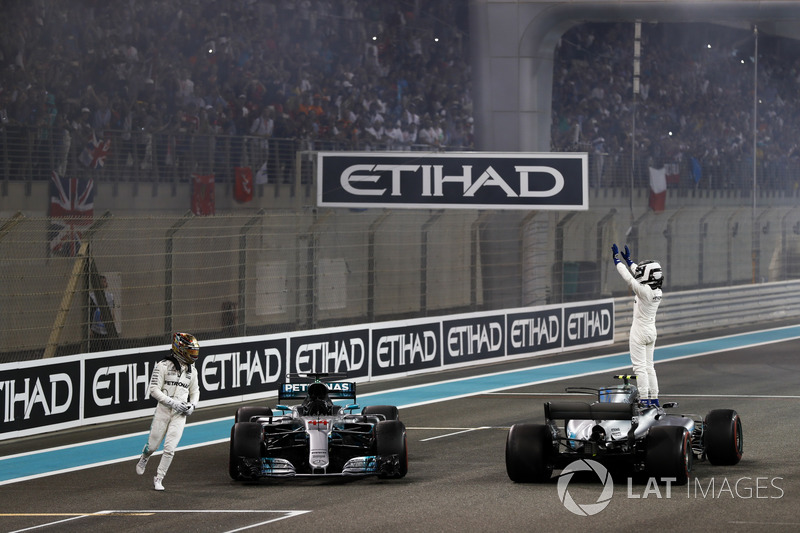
[317,152,588,210]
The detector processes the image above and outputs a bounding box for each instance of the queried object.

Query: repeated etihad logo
[317,152,588,210]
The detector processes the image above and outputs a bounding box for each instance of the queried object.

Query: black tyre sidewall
[505,423,553,483]
[645,425,691,485]
[704,409,743,466]
[229,422,263,480]
[375,419,408,478]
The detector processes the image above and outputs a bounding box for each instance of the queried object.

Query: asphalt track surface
[3,322,800,533]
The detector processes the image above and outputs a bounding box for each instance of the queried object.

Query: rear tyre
[505,423,554,483]
[645,426,692,485]
[363,405,400,421]
[704,409,743,466]
[229,422,262,480]
[234,406,272,423]
[375,420,408,478]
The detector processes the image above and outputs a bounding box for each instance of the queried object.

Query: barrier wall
[0,299,613,441]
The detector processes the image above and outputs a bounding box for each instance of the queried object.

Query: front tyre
[375,420,408,478]
[229,422,262,480]
[704,409,743,466]
[505,423,554,483]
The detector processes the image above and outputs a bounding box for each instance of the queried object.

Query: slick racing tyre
[645,426,692,485]
[505,423,554,483]
[234,406,272,423]
[363,405,400,421]
[229,422,262,480]
[375,419,408,478]
[704,409,743,466]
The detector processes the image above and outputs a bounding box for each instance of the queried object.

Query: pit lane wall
[0,300,612,441]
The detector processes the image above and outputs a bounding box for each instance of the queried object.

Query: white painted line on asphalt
[419,426,492,441]
[5,510,312,533]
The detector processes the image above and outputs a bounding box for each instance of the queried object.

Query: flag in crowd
[191,173,215,215]
[78,132,112,169]
[648,166,667,213]
[665,162,680,186]
[255,161,269,185]
[691,157,702,184]
[234,167,254,203]
[48,171,95,256]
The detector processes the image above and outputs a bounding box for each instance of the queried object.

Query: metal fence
[5,128,800,364]
[0,125,470,189]
[0,209,482,362]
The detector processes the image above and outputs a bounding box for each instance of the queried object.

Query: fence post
[238,209,266,336]
[164,211,193,335]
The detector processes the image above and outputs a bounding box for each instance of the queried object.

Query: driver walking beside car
[612,244,663,408]
[135,332,200,490]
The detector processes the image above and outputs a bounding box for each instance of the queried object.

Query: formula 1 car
[506,375,743,485]
[229,373,408,480]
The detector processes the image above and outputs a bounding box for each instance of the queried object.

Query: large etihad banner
[317,152,588,210]
[0,299,612,440]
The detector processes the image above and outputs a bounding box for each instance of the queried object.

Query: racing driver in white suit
[612,244,663,408]
[135,332,200,490]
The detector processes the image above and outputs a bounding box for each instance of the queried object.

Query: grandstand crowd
[0,0,472,182]
[1,1,799,191]
[553,21,800,191]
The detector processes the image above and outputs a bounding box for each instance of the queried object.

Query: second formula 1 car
[506,375,743,484]
[229,373,408,481]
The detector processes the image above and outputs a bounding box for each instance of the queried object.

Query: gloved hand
[182,402,195,416]
[165,397,188,413]
[611,243,621,264]
[621,245,634,266]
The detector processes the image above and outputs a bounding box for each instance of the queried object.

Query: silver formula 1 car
[229,373,408,480]
[506,375,743,485]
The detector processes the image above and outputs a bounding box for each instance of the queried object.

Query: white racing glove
[182,402,195,416]
[165,397,189,413]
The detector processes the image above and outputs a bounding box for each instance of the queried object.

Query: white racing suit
[616,262,662,400]
[141,356,200,479]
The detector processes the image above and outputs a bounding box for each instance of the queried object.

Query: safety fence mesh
[5,169,800,363]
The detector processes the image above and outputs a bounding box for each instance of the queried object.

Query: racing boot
[154,476,165,491]
[135,455,149,475]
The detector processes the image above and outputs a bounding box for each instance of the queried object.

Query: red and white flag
[648,166,667,212]
[191,173,215,215]
[234,167,253,203]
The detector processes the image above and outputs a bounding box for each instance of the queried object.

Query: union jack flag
[78,132,111,169]
[48,172,95,256]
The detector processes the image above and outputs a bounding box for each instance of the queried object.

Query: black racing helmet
[304,382,333,416]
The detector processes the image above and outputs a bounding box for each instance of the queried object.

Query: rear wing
[545,401,636,421]
[278,381,357,402]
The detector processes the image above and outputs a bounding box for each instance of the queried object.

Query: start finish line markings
[3,510,311,533]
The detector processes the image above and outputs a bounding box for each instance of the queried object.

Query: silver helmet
[634,260,663,289]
